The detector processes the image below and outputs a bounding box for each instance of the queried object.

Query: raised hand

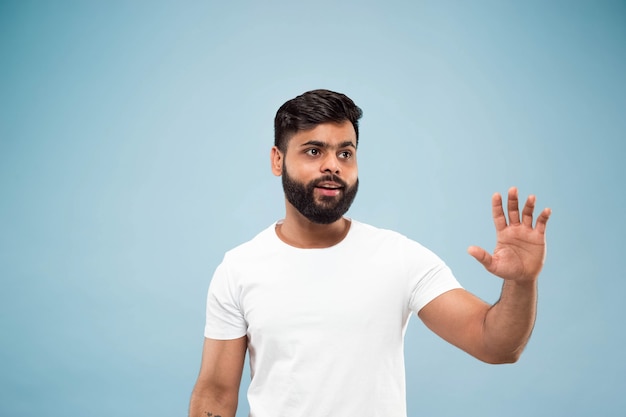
[468,187,551,283]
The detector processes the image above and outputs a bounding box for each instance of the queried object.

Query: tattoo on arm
[206,412,221,417]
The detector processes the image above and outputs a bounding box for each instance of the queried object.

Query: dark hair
[274,89,363,152]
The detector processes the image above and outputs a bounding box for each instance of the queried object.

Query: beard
[281,165,359,225]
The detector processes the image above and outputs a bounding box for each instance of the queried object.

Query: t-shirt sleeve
[406,242,463,313]
[204,260,248,340]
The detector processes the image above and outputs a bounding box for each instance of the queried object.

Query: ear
[270,146,283,176]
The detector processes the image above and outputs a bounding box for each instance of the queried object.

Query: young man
[189,89,551,417]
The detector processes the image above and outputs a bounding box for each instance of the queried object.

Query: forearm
[189,386,238,417]
[482,279,538,363]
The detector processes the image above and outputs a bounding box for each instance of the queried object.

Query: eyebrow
[301,140,356,149]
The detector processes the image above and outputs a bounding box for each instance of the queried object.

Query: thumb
[467,245,493,271]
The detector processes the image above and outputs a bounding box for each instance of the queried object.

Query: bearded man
[189,89,551,417]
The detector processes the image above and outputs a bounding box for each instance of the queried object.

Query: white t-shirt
[204,219,462,417]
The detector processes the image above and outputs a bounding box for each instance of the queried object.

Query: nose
[320,153,340,175]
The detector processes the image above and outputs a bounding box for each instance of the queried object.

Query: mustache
[311,175,348,188]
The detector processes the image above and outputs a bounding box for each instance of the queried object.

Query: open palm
[468,187,551,283]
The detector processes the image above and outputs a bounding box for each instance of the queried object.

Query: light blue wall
[1,1,624,416]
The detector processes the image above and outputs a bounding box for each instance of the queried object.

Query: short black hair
[274,89,363,152]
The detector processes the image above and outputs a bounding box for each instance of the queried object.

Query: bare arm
[419,187,551,364]
[189,336,247,417]
[419,284,536,364]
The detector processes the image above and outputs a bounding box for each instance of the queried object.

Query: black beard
[281,166,359,225]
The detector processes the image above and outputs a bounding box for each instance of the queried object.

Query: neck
[276,202,351,248]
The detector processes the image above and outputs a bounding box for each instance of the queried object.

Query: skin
[188,336,246,417]
[271,121,359,248]
[188,121,551,416]
[419,188,551,363]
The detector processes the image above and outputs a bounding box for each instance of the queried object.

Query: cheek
[292,164,317,179]
[283,159,316,181]
[345,164,358,182]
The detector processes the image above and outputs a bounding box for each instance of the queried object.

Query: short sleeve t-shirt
[205,219,462,417]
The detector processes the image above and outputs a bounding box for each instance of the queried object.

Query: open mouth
[315,182,343,197]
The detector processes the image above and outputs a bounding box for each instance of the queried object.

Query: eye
[338,150,352,159]
[305,148,321,157]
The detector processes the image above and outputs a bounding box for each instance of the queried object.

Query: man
[189,89,551,417]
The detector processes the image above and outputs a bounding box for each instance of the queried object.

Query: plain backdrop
[1,1,624,416]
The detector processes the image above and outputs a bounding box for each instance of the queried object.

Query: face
[272,121,359,224]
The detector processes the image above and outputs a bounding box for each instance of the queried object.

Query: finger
[492,192,507,232]
[522,194,535,227]
[468,245,494,272]
[507,186,521,225]
[535,207,551,234]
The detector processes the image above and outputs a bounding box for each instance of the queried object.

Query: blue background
[1,1,624,416]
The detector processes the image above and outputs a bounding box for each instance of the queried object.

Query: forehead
[287,121,357,149]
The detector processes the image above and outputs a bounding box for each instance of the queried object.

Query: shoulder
[349,219,442,261]
[222,223,279,263]
[350,219,423,247]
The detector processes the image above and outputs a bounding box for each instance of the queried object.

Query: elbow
[477,348,524,365]
[483,353,520,365]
